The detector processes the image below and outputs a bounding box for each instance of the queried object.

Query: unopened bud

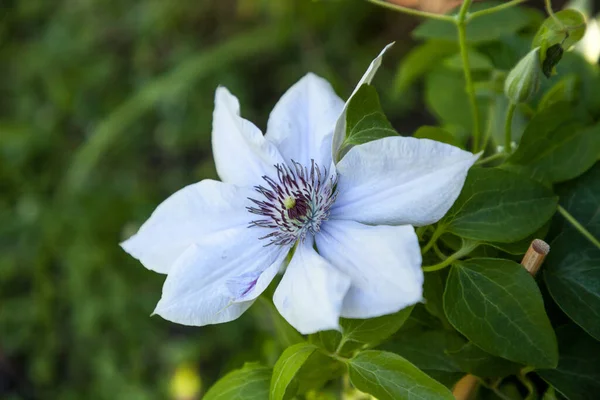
[504,47,542,104]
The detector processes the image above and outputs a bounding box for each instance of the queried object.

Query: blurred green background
[0,1,425,399]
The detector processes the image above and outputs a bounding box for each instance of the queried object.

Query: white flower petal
[316,219,423,319]
[331,43,394,161]
[153,228,288,326]
[331,136,479,226]
[265,73,344,167]
[121,180,254,274]
[273,238,351,334]
[212,86,284,186]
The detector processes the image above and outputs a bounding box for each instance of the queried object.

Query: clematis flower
[121,44,479,334]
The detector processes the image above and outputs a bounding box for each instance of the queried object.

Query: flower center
[247,160,338,246]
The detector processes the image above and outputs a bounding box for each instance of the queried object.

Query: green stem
[366,0,455,21]
[475,151,507,166]
[433,242,448,260]
[544,0,564,28]
[421,225,444,255]
[504,102,517,153]
[557,205,600,249]
[468,0,528,20]
[422,241,479,272]
[456,0,481,153]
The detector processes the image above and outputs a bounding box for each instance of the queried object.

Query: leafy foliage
[444,259,558,368]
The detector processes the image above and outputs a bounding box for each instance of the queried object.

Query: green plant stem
[468,0,528,20]
[557,205,600,249]
[422,241,479,272]
[366,0,455,21]
[421,225,444,255]
[433,242,448,260]
[504,102,517,153]
[456,0,481,153]
[475,152,507,166]
[544,0,564,28]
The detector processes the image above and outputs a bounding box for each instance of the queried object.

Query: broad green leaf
[486,223,550,255]
[537,324,600,399]
[533,10,587,52]
[295,351,345,395]
[537,75,578,111]
[554,162,600,237]
[343,84,397,149]
[270,343,318,400]
[413,126,461,147]
[425,67,486,134]
[394,40,458,95]
[444,258,558,368]
[505,103,599,184]
[204,363,271,400]
[544,164,600,340]
[413,2,531,43]
[348,350,455,400]
[544,236,600,341]
[444,49,494,71]
[440,168,558,243]
[447,341,522,378]
[386,329,464,373]
[423,271,450,327]
[311,307,413,356]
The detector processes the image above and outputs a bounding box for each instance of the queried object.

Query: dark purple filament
[247,160,338,246]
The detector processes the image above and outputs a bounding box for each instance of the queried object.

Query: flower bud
[504,47,542,104]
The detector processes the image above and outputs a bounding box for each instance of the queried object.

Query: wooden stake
[453,374,479,400]
[520,239,550,277]
[453,239,550,399]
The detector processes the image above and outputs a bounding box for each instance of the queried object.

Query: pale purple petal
[121,180,254,274]
[316,219,423,319]
[212,87,285,186]
[331,136,479,226]
[273,238,351,334]
[153,228,289,326]
[265,73,344,168]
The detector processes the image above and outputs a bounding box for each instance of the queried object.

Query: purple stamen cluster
[248,160,338,246]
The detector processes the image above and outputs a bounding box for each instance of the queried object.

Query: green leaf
[270,343,318,400]
[447,341,522,378]
[506,103,599,184]
[485,223,550,255]
[394,40,458,95]
[537,75,578,111]
[204,363,271,400]
[544,236,600,341]
[533,9,587,51]
[348,350,455,400]
[444,49,493,71]
[386,329,464,373]
[413,126,461,147]
[537,324,600,399]
[343,84,397,149]
[425,67,485,134]
[554,162,600,237]
[544,164,600,340]
[413,2,531,43]
[294,351,345,395]
[440,168,558,243]
[444,258,558,368]
[423,271,450,327]
[312,307,413,356]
